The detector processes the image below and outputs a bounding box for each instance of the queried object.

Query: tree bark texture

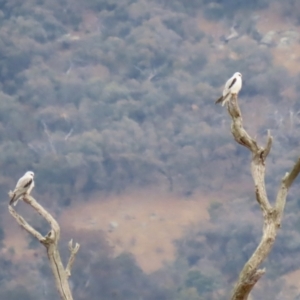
[226,95,300,300]
[8,195,80,300]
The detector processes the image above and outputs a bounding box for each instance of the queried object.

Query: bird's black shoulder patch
[228,78,237,89]
[24,179,32,188]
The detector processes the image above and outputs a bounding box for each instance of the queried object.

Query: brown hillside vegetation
[3,177,255,275]
[60,188,211,273]
[61,177,253,273]
[257,2,300,74]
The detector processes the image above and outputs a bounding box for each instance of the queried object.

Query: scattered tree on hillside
[225,95,300,299]
[8,196,80,300]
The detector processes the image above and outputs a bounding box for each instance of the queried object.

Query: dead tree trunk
[226,95,300,300]
[8,195,80,300]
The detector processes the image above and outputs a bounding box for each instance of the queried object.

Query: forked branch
[8,195,80,300]
[227,95,300,300]
[66,239,80,278]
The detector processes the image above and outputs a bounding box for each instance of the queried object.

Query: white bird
[9,171,35,206]
[215,72,242,106]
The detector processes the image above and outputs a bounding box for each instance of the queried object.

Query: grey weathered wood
[8,195,80,300]
[227,95,300,300]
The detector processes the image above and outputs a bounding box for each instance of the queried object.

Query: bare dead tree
[226,95,300,300]
[8,195,80,300]
[41,120,57,155]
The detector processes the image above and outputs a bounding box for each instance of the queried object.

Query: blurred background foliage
[0,0,299,299]
[0,0,291,200]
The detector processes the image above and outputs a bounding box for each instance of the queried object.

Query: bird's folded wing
[16,177,31,189]
[23,179,33,188]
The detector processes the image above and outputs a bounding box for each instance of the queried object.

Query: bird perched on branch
[215,72,242,106]
[9,171,35,206]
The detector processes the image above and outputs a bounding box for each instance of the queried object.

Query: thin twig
[65,239,81,278]
[41,120,57,155]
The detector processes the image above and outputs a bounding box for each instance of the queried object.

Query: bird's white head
[234,72,242,77]
[25,171,34,178]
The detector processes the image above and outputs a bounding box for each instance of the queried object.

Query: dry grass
[272,44,300,75]
[59,188,211,273]
[283,269,300,293]
[3,181,253,275]
[256,3,291,34]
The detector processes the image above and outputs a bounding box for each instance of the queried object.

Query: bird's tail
[221,92,231,106]
[9,191,16,206]
[215,96,223,104]
[9,190,22,206]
